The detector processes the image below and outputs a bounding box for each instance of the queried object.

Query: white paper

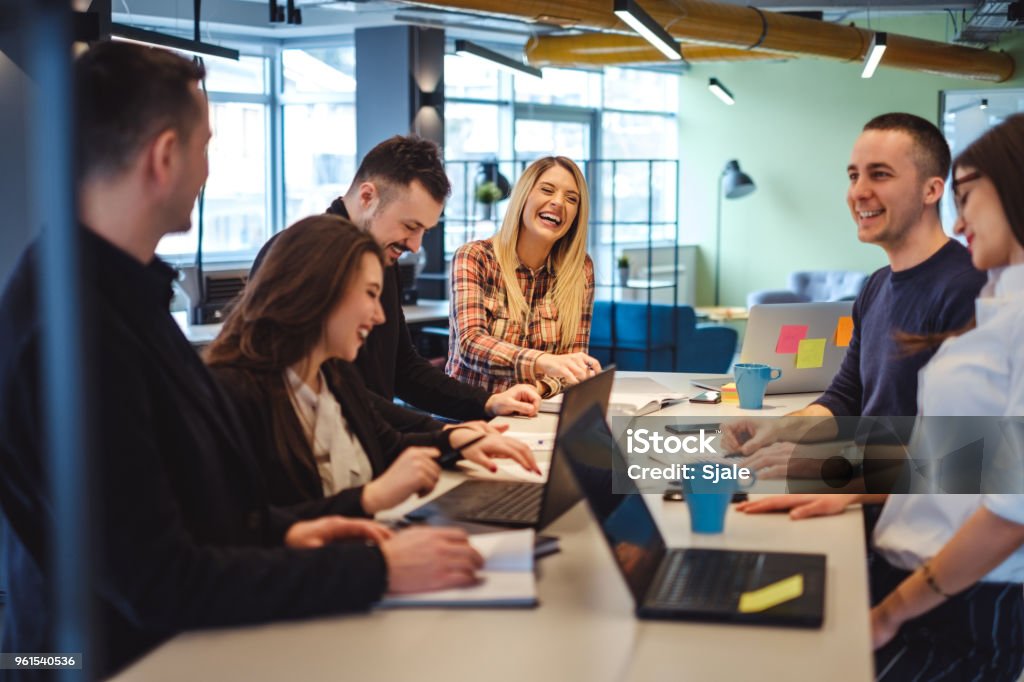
[378,529,537,607]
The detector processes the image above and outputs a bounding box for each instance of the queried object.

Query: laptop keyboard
[649,549,763,611]
[420,480,543,524]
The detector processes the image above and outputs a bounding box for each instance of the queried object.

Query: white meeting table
[113,372,872,682]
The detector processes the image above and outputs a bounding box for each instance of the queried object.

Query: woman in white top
[739,114,1024,680]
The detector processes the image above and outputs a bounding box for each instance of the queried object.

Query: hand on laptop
[362,446,442,514]
[450,430,541,476]
[720,418,787,456]
[740,441,797,479]
[486,383,542,417]
[284,516,394,548]
[381,527,484,593]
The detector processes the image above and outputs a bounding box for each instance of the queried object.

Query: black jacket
[210,360,449,509]
[251,198,492,429]
[0,230,388,678]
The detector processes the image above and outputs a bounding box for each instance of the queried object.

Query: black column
[355,25,447,299]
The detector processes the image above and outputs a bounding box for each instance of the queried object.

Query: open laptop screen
[558,405,667,604]
[538,366,615,528]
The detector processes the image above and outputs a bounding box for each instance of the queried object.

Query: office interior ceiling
[116,0,1015,41]
[114,0,1021,77]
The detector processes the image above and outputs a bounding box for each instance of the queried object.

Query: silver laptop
[694,301,854,395]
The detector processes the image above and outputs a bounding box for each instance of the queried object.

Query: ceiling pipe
[525,33,790,67]
[407,0,1014,81]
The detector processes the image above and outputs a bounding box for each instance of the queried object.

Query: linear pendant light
[861,31,886,79]
[454,39,542,78]
[111,23,239,61]
[613,0,681,61]
[708,77,735,105]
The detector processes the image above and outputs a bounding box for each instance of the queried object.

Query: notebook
[559,403,826,628]
[540,375,685,416]
[693,301,855,395]
[377,529,537,608]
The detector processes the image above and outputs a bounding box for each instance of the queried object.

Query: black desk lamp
[714,159,756,306]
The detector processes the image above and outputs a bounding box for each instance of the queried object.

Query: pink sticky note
[775,325,809,354]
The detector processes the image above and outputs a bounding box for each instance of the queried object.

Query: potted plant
[617,254,630,286]
[474,180,503,221]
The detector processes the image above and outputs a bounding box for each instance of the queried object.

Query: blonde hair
[492,156,590,351]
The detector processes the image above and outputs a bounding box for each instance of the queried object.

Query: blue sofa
[589,301,737,374]
[747,270,868,308]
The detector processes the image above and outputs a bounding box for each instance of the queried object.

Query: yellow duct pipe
[406,0,1014,81]
[525,33,790,67]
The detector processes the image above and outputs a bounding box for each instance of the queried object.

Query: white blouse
[286,368,373,496]
[873,263,1024,583]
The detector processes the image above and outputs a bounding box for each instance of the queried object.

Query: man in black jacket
[0,42,482,678]
[251,136,541,432]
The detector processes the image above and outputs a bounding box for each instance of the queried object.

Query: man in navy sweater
[723,113,986,496]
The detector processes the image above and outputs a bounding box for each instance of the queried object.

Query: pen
[437,432,488,468]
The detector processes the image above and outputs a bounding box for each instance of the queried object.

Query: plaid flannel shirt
[446,239,595,397]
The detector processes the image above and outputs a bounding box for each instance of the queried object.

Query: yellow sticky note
[738,574,804,613]
[795,338,826,369]
[834,316,854,347]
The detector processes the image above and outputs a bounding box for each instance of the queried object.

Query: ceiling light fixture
[708,77,735,105]
[454,39,542,79]
[111,23,239,61]
[861,31,887,79]
[613,0,681,61]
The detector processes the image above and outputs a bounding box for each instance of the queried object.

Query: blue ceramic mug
[734,363,783,409]
[680,464,756,533]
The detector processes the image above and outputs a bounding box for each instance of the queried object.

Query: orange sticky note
[834,316,854,347]
[795,338,826,369]
[775,325,809,354]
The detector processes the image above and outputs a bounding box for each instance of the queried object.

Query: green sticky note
[795,338,826,369]
[738,574,804,613]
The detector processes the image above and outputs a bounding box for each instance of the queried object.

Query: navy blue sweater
[815,239,986,418]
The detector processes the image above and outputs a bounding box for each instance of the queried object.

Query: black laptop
[560,403,826,628]
[405,366,616,528]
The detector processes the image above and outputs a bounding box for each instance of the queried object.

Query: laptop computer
[693,301,854,395]
[560,403,826,627]
[405,366,616,528]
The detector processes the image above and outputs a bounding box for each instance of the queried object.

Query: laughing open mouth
[538,212,562,227]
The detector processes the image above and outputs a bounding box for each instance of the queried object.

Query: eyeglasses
[952,170,982,212]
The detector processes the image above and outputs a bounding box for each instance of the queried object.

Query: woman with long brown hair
[447,156,600,398]
[207,215,537,515]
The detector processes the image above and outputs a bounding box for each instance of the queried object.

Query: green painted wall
[680,15,1024,307]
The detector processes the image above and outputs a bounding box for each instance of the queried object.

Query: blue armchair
[589,301,737,374]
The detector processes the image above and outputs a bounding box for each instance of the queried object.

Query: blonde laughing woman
[447,156,599,398]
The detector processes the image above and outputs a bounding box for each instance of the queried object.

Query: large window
[282,47,357,226]
[443,53,680,255]
[158,55,271,260]
[156,44,358,264]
